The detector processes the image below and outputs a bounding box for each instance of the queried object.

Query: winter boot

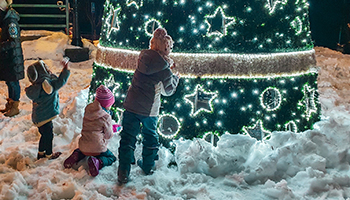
[0,98,12,113]
[137,159,155,175]
[88,156,102,177]
[117,167,130,185]
[64,149,85,168]
[4,100,20,117]
[46,152,62,160]
[37,151,45,160]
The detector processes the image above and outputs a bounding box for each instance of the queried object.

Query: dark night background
[12,0,350,52]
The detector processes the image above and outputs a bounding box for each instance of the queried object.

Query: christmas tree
[89,0,320,148]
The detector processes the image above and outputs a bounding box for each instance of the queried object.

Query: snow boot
[37,151,45,160]
[4,100,20,117]
[88,156,102,177]
[117,167,130,185]
[46,152,62,160]
[64,149,85,168]
[0,98,12,113]
[137,159,155,175]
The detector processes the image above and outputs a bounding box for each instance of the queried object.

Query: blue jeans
[6,81,20,101]
[118,110,159,174]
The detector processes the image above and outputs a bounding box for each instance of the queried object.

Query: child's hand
[61,57,70,70]
[175,71,180,78]
[170,62,176,69]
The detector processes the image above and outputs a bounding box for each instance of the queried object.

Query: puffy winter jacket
[0,8,24,81]
[25,68,70,125]
[79,101,114,155]
[123,49,179,116]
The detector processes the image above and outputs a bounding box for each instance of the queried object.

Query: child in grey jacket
[118,27,180,184]
[25,58,70,160]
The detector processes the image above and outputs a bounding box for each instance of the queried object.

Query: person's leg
[4,81,20,117]
[64,148,86,168]
[38,121,54,155]
[6,81,20,101]
[117,111,141,183]
[138,116,159,175]
[96,149,116,168]
[89,149,116,177]
[38,121,61,159]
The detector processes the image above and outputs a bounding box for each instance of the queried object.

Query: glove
[113,124,122,133]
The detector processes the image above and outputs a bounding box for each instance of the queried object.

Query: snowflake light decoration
[298,84,317,121]
[260,87,282,111]
[291,16,302,35]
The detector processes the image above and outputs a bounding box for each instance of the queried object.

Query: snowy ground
[1,31,350,199]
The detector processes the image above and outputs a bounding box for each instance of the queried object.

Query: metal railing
[12,0,70,34]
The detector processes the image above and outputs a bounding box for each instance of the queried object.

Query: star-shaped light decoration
[105,5,121,38]
[103,74,120,95]
[126,0,143,9]
[204,6,236,38]
[184,84,218,117]
[298,84,317,121]
[243,120,271,141]
[266,0,288,15]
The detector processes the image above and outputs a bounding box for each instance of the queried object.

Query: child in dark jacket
[64,85,118,177]
[117,27,180,184]
[25,58,70,160]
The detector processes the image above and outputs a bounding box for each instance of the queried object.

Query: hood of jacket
[2,8,20,22]
[137,49,169,75]
[84,100,108,121]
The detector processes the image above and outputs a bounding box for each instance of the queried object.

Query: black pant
[38,121,54,155]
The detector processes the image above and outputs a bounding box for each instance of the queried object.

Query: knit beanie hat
[95,85,115,108]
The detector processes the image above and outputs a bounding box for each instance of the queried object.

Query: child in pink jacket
[64,85,118,177]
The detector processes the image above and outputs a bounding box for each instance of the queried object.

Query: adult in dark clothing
[0,0,24,117]
[117,28,180,184]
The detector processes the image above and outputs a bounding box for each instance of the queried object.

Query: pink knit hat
[95,85,115,108]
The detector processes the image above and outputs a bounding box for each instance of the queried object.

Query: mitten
[113,124,122,133]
